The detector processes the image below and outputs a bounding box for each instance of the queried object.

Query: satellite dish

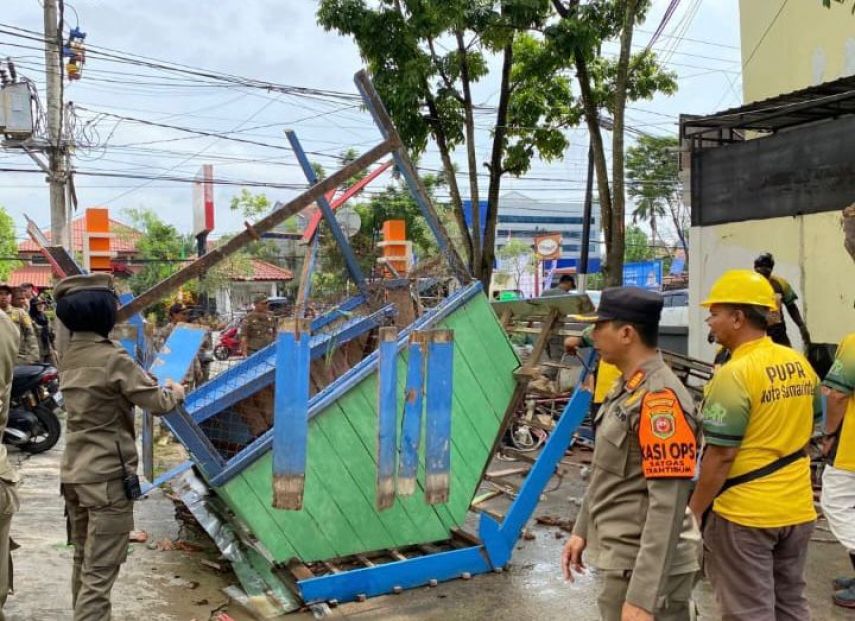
[336,207,361,238]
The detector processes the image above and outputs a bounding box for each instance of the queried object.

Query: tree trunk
[424,88,474,268]
[574,51,614,279]
[480,39,514,291]
[457,30,482,273]
[668,198,689,257]
[607,0,640,286]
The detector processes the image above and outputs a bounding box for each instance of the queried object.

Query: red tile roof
[236,259,293,282]
[7,265,53,289]
[19,215,142,254]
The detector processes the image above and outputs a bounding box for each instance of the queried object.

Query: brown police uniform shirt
[6,306,39,365]
[572,354,701,612]
[59,332,181,484]
[0,311,19,484]
[240,311,276,352]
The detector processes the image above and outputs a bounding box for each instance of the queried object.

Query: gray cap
[54,273,115,301]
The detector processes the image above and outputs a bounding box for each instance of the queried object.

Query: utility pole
[43,0,68,249]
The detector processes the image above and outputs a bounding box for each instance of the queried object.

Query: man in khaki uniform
[562,287,701,621]
[0,286,39,365]
[54,274,185,620]
[240,294,276,356]
[0,308,20,620]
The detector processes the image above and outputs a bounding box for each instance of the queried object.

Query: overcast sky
[0,0,742,244]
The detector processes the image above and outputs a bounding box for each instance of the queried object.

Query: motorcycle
[213,326,242,361]
[4,364,63,454]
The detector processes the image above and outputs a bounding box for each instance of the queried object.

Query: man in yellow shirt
[820,332,855,608]
[689,270,820,620]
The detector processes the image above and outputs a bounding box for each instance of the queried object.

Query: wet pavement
[4,435,855,620]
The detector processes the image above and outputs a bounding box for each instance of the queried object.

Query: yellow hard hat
[701,269,777,309]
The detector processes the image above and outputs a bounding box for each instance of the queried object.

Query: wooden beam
[116,137,397,321]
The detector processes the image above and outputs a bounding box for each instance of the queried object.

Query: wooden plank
[490,294,594,322]
[397,333,427,496]
[485,467,530,480]
[316,396,426,547]
[117,136,397,321]
[376,327,399,511]
[347,377,449,542]
[425,330,453,505]
[304,412,395,554]
[272,319,311,510]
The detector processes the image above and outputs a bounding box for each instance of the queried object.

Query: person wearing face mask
[54,273,186,621]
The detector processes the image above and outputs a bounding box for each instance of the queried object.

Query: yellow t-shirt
[824,333,855,471]
[702,337,819,528]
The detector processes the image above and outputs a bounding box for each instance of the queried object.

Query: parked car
[660,288,689,327]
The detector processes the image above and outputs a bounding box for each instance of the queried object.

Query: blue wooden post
[285,130,368,297]
[424,329,453,505]
[376,327,399,510]
[397,332,427,496]
[272,319,312,510]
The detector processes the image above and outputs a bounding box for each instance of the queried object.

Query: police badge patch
[651,412,675,439]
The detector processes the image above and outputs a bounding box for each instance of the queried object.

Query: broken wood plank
[485,467,530,480]
[117,137,397,321]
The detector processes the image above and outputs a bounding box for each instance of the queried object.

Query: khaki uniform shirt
[240,311,276,353]
[6,307,39,365]
[59,332,181,484]
[572,355,701,612]
[0,311,19,483]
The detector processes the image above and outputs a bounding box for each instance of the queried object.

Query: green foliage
[496,238,534,289]
[626,135,687,252]
[123,208,194,296]
[0,206,20,281]
[317,0,577,281]
[311,169,447,297]
[229,188,271,218]
[624,225,654,263]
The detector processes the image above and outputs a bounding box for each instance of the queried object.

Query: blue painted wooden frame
[285,130,368,296]
[424,330,453,505]
[397,334,426,496]
[186,305,397,425]
[272,321,311,510]
[376,328,399,510]
[295,347,597,604]
[310,295,366,332]
[208,282,483,486]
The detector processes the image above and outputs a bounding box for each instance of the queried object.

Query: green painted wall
[214,293,519,562]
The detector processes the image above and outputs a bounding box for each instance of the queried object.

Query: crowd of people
[559,255,854,620]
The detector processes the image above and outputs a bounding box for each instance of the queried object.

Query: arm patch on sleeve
[638,389,697,479]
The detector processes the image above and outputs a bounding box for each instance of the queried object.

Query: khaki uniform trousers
[0,481,19,621]
[598,570,697,621]
[62,479,134,621]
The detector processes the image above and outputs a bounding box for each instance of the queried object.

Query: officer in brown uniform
[0,307,20,620]
[0,285,39,365]
[240,294,276,356]
[561,288,701,621]
[54,274,185,621]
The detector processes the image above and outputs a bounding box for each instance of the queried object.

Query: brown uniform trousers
[59,331,180,621]
[0,310,20,620]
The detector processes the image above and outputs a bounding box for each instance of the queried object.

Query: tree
[496,239,534,290]
[317,0,579,290]
[624,224,654,263]
[626,135,687,254]
[0,207,20,282]
[122,208,251,314]
[546,0,677,286]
